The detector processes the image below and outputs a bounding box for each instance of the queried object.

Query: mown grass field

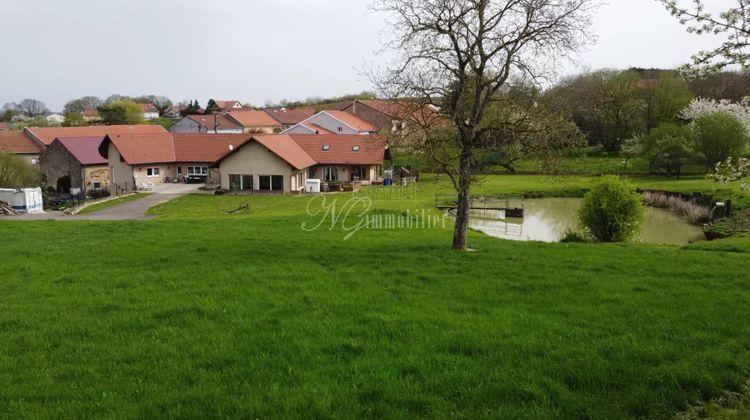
[510,156,709,176]
[1,175,749,418]
[392,152,710,176]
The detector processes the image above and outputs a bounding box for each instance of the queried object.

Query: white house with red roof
[100,132,252,195]
[226,110,282,134]
[170,114,244,134]
[140,103,160,120]
[215,134,386,193]
[281,111,378,135]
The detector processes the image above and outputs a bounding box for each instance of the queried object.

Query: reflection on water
[463,198,705,244]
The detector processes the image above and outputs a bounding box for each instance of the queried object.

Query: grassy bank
[77,193,153,215]
[511,156,708,175]
[1,174,749,418]
[149,174,748,220]
[0,217,749,418]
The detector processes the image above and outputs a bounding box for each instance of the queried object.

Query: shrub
[647,134,696,178]
[643,123,694,156]
[579,176,644,242]
[86,189,110,200]
[641,191,711,224]
[560,229,590,243]
[0,152,42,188]
[694,113,748,169]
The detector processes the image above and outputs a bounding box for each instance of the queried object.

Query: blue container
[384,179,393,187]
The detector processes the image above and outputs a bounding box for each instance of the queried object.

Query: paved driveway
[7,183,202,221]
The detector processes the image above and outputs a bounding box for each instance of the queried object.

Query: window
[259,175,270,191]
[229,174,253,191]
[229,174,241,191]
[323,166,338,182]
[241,175,253,191]
[187,166,208,175]
[272,175,283,191]
[308,168,316,179]
[177,167,182,174]
[93,181,102,190]
[322,144,330,151]
[353,166,367,180]
[258,175,284,191]
[337,127,343,133]
[146,167,160,177]
[352,146,360,152]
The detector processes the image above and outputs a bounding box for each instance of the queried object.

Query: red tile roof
[0,131,43,154]
[187,114,243,131]
[54,137,108,165]
[212,100,242,110]
[81,109,100,118]
[173,134,252,163]
[226,110,281,128]
[290,134,385,165]
[25,125,169,146]
[347,99,442,125]
[253,135,318,170]
[102,131,176,165]
[140,103,159,113]
[263,108,315,125]
[323,111,377,132]
[302,123,334,134]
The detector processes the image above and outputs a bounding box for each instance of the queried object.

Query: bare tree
[372,0,598,250]
[63,96,103,114]
[17,99,49,117]
[151,96,173,113]
[657,0,750,76]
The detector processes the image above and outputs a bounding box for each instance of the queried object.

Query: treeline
[265,91,378,109]
[542,68,750,153]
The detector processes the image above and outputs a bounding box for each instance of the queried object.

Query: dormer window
[337,127,343,132]
[352,146,360,152]
[323,145,330,151]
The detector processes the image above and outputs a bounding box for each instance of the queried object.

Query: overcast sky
[0,0,728,111]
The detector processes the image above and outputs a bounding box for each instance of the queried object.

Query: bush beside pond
[579,176,644,242]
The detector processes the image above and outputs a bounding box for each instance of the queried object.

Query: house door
[352,166,368,181]
[259,175,284,192]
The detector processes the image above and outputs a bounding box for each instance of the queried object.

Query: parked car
[185,175,207,184]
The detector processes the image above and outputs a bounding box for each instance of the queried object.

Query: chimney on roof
[352,100,357,114]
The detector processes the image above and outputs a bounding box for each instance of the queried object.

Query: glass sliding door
[323,166,338,182]
[241,175,253,191]
[271,176,283,191]
[258,175,285,192]
[229,174,241,191]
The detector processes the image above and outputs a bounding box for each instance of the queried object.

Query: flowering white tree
[681,97,750,135]
[712,157,750,190]
[657,0,750,76]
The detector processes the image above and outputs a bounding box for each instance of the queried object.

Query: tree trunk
[452,151,473,250]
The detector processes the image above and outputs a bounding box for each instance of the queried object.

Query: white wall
[219,141,304,193]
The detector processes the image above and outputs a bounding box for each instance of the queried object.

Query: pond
[461,198,706,244]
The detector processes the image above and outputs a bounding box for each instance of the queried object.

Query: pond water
[461,198,706,244]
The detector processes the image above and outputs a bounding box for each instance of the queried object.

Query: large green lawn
[1,175,749,418]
